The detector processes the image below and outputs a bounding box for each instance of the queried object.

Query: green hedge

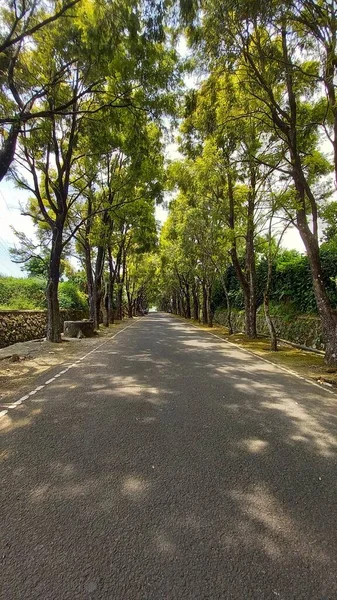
[212,247,337,315]
[0,277,46,310]
[0,277,88,311]
[58,281,88,311]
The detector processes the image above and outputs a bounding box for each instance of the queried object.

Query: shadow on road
[1,314,337,599]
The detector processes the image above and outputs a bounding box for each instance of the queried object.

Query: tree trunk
[127,290,133,318]
[92,245,105,330]
[116,246,127,320]
[207,285,213,327]
[192,283,199,321]
[116,285,123,320]
[185,283,191,319]
[297,212,337,366]
[245,172,257,337]
[103,279,110,327]
[228,169,257,338]
[244,292,257,338]
[0,123,19,182]
[108,247,117,325]
[230,246,256,337]
[177,293,182,316]
[172,292,177,315]
[84,240,95,324]
[46,224,63,342]
[264,293,277,352]
[219,272,233,334]
[202,282,208,325]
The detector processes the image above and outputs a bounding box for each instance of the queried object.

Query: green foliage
[0,276,46,309]
[58,281,88,311]
[212,248,337,316]
[0,276,88,311]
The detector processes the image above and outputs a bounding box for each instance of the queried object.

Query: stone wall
[0,309,88,348]
[214,308,325,350]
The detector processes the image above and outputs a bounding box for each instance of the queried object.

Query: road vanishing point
[1,313,337,599]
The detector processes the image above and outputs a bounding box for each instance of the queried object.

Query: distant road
[1,313,337,599]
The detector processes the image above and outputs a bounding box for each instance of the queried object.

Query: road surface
[1,313,337,599]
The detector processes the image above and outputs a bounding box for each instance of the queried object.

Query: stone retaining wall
[214,308,325,350]
[0,309,88,348]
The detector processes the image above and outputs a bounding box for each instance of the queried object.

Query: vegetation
[0,276,87,311]
[0,0,336,366]
[157,0,337,366]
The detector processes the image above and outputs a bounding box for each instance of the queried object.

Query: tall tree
[0,0,82,181]
[12,0,178,341]
[180,0,337,365]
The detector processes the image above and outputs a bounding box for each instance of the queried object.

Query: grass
[185,319,337,392]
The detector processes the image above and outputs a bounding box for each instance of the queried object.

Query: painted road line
[1,319,141,417]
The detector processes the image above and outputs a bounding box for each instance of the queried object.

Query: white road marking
[1,319,141,418]
[9,399,24,407]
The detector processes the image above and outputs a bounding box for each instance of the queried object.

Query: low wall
[0,309,88,348]
[214,308,325,351]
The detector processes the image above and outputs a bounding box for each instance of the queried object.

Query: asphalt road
[1,313,337,600]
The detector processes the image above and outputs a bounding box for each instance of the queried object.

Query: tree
[11,0,177,341]
[180,0,337,365]
[0,0,81,181]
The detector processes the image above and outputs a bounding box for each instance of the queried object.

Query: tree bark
[172,292,177,315]
[263,292,277,352]
[84,245,95,324]
[192,282,199,321]
[207,285,213,327]
[219,272,233,334]
[0,123,20,181]
[92,245,105,330]
[46,224,63,342]
[184,283,191,319]
[227,169,257,338]
[297,211,337,366]
[202,282,208,325]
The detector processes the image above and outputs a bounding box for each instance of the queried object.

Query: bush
[0,276,88,311]
[212,247,337,315]
[58,281,88,311]
[0,276,46,309]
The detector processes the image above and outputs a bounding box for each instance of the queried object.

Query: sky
[0,180,36,277]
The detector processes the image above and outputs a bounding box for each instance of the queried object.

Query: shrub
[0,276,88,311]
[58,281,88,311]
[0,276,46,309]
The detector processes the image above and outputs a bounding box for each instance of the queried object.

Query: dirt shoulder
[179,318,337,393]
[0,319,137,407]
